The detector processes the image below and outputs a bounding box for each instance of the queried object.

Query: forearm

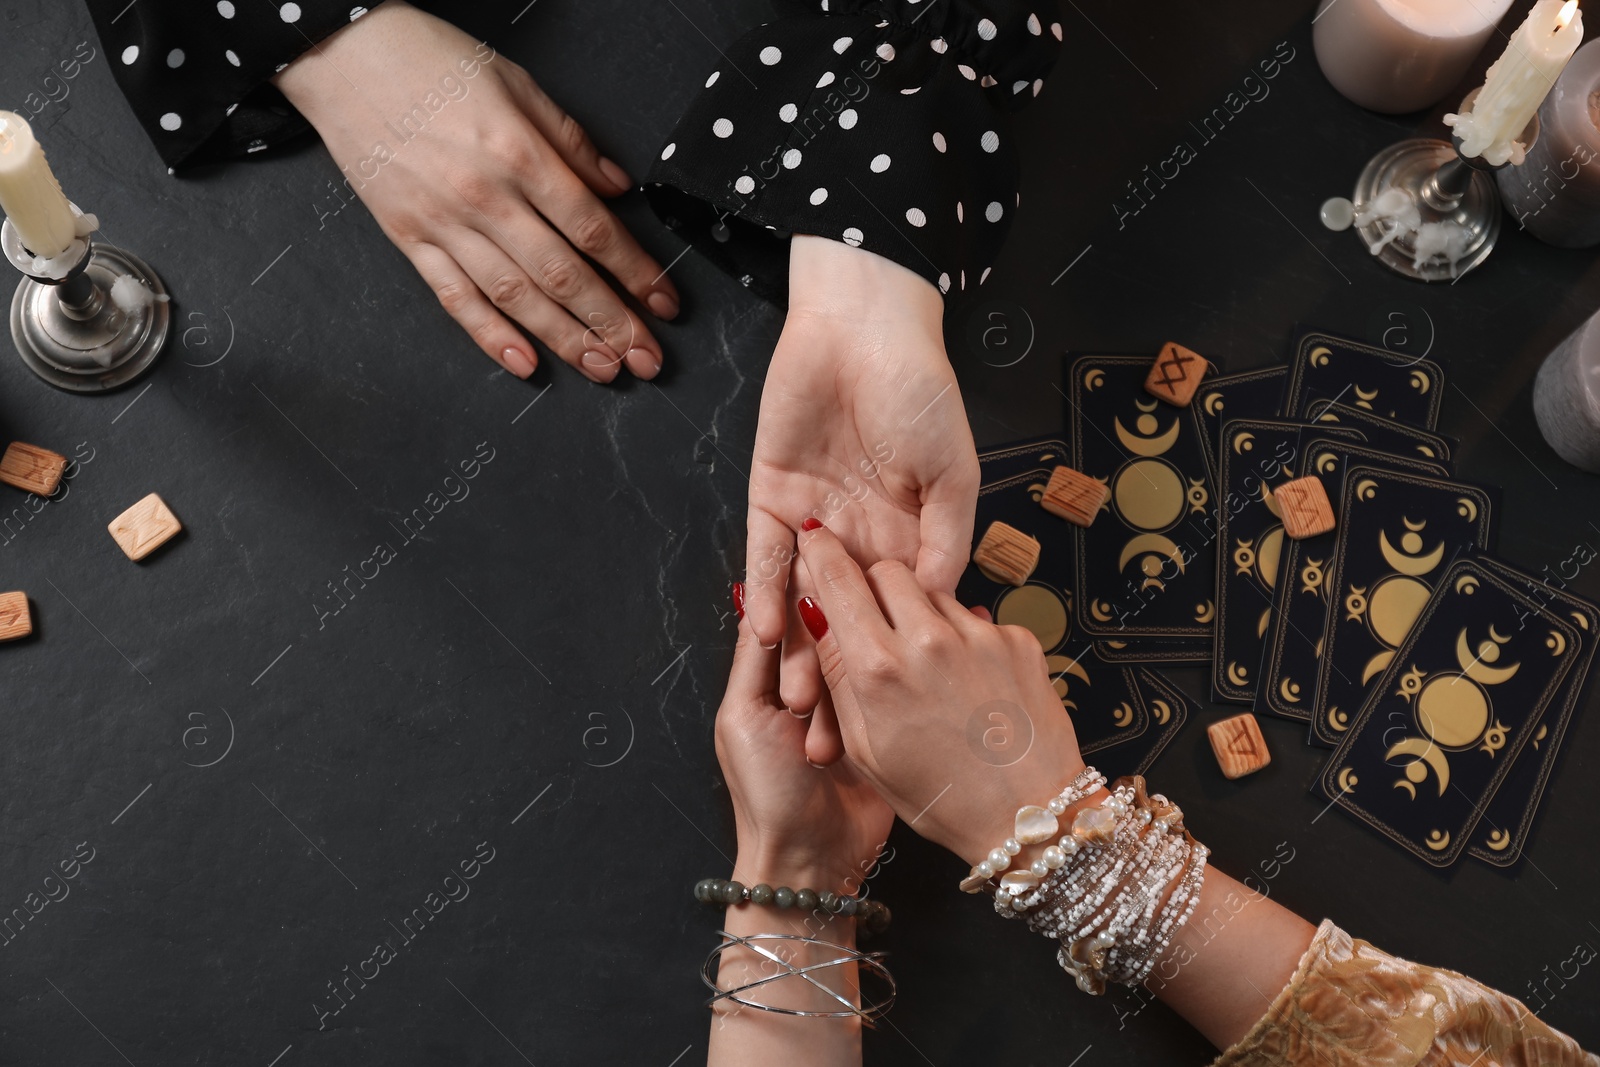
[706,860,864,1067]
[1141,865,1316,1050]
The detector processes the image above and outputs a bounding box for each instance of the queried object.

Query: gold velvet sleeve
[1213,920,1599,1067]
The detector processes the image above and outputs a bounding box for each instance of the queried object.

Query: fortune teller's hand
[744,236,980,747]
[716,597,894,894]
[792,525,1087,868]
[273,1,678,382]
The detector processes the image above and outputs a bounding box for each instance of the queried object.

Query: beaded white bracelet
[973,771,1208,996]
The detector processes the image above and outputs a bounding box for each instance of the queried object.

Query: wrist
[272,1,412,116]
[787,234,943,324]
[731,849,861,897]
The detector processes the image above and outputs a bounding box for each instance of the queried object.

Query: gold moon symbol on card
[1227,662,1249,686]
[1045,654,1091,687]
[1310,345,1332,366]
[1233,432,1255,454]
[1195,600,1214,623]
[1455,629,1520,685]
[1258,527,1284,587]
[1151,699,1172,724]
[1457,497,1478,521]
[1085,369,1105,390]
[1258,608,1272,638]
[1317,454,1338,475]
[996,584,1069,652]
[1361,649,1395,684]
[1425,830,1451,852]
[1416,672,1490,748]
[1410,370,1432,394]
[1328,706,1348,731]
[1549,630,1568,655]
[1318,410,1340,423]
[1387,737,1450,795]
[1114,461,1185,529]
[1486,829,1512,851]
[1115,416,1180,456]
[1336,766,1358,792]
[1356,478,1379,500]
[1354,385,1379,410]
[1091,600,1115,622]
[1368,576,1433,646]
[1418,445,1437,458]
[1204,392,1225,415]
[1279,678,1301,703]
[1027,482,1048,502]
[1119,533,1185,575]
[1574,612,1591,631]
[1113,702,1135,727]
[1379,530,1444,575]
[1455,574,1479,595]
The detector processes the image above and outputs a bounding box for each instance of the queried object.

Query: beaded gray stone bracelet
[694,878,892,936]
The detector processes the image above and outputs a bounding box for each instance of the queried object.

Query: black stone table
[4,0,1598,1063]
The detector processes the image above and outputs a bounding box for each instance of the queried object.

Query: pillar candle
[1497,39,1600,246]
[1313,0,1514,114]
[1446,0,1583,165]
[1534,309,1600,473]
[0,111,76,260]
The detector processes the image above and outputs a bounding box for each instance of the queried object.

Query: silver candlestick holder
[3,210,170,392]
[1349,89,1538,283]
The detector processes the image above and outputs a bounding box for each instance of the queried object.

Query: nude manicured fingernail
[581,350,615,380]
[501,346,536,379]
[626,347,661,380]
[598,156,632,190]
[646,290,679,319]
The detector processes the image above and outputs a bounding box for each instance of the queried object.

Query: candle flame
[1557,0,1578,29]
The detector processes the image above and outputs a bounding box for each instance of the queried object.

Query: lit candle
[1445,0,1584,166]
[0,111,77,260]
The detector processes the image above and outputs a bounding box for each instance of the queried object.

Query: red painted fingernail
[798,596,828,641]
[802,517,823,532]
[732,581,745,620]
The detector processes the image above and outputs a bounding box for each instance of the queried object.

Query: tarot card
[1211,419,1360,704]
[1317,558,1580,867]
[1467,554,1600,866]
[1095,669,1189,780]
[1190,366,1288,484]
[1301,397,1455,468]
[1309,468,1496,746]
[1068,356,1218,639]
[1284,327,1445,428]
[1092,636,1212,665]
[977,436,1071,488]
[956,469,1151,754]
[1256,441,1450,723]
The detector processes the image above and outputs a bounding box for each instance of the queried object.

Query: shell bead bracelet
[957,766,1108,895]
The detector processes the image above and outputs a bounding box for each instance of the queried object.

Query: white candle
[1446,0,1583,166]
[0,111,77,260]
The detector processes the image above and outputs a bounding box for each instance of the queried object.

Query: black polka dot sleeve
[82,1,392,170]
[644,0,1062,305]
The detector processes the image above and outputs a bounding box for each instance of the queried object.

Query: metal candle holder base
[1349,90,1538,284]
[3,217,169,393]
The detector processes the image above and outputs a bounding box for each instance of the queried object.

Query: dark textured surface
[2,1,1598,1064]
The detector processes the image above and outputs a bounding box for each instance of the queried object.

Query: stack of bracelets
[690,764,1207,1018]
[958,766,1209,995]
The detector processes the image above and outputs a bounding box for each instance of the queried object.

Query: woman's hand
[793,525,1085,868]
[745,235,979,731]
[717,592,894,893]
[273,1,679,383]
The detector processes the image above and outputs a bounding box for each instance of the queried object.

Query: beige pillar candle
[0,111,76,259]
[1313,0,1514,114]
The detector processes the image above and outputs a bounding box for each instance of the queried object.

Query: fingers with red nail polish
[801,517,823,532]
[798,596,828,641]
[732,581,746,621]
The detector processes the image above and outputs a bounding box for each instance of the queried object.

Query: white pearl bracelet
[957,767,1107,896]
